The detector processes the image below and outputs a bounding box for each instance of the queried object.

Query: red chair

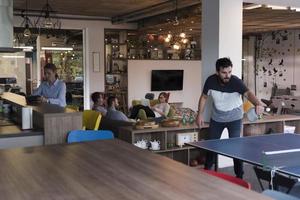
[200,169,251,189]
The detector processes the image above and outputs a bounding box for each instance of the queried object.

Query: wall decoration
[255,29,300,100]
[92,52,100,72]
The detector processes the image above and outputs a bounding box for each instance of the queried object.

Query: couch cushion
[99,116,133,138]
[132,99,159,107]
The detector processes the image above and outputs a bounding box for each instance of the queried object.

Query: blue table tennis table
[187,133,300,191]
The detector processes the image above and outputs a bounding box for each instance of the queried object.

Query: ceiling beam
[111,0,200,24]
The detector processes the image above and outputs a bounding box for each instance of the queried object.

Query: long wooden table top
[0,139,270,200]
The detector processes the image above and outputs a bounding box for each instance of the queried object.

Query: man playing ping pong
[196,57,264,178]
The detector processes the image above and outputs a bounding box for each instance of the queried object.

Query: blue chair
[67,130,114,143]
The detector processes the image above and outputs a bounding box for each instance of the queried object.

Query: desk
[0,139,270,200]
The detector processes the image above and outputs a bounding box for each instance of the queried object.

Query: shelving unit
[104,29,133,113]
[119,124,209,165]
[118,114,300,166]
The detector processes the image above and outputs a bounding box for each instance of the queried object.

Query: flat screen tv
[151,70,184,91]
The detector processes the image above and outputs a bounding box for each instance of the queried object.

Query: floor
[219,163,300,198]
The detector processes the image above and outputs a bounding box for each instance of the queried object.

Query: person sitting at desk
[106,96,129,122]
[32,63,66,107]
[91,92,107,116]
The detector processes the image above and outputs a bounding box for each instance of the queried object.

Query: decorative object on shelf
[182,113,187,125]
[92,52,100,72]
[161,118,180,127]
[149,140,160,150]
[135,120,159,130]
[112,62,120,73]
[134,139,148,149]
[176,132,198,148]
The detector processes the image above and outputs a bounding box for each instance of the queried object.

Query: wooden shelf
[151,146,196,153]
[111,58,127,61]
[106,72,127,75]
[118,125,205,165]
[105,43,127,46]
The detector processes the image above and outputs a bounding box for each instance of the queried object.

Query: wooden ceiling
[138,4,300,36]
[13,0,300,35]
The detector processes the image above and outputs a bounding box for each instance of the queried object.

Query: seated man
[106,96,129,122]
[91,92,107,116]
[129,92,170,122]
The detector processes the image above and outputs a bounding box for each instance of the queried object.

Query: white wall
[128,60,202,111]
[13,16,137,109]
[245,0,300,7]
[0,52,26,93]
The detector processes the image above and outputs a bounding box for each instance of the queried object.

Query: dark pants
[129,105,155,119]
[204,119,244,178]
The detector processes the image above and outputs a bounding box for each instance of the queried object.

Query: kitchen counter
[0,92,82,145]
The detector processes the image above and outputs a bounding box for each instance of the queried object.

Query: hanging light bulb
[173,0,179,26]
[173,43,180,50]
[167,33,172,39]
[23,25,31,37]
[44,16,53,28]
[23,0,32,37]
[165,37,171,43]
[182,38,188,44]
[179,32,186,38]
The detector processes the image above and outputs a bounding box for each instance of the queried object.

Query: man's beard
[219,77,230,84]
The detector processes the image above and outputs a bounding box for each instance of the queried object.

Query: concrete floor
[219,163,300,198]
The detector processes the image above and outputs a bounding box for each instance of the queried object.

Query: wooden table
[0,139,271,200]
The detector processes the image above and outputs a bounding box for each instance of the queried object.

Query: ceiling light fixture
[179,32,186,38]
[2,55,25,58]
[35,0,61,29]
[173,0,179,26]
[14,46,34,52]
[41,47,73,51]
[20,0,33,37]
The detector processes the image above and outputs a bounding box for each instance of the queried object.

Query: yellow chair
[83,110,102,130]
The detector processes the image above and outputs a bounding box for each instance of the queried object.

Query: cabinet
[119,124,209,165]
[104,29,137,114]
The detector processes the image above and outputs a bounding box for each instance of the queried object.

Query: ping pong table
[187,133,300,190]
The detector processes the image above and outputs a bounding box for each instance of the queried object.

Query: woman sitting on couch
[129,92,170,121]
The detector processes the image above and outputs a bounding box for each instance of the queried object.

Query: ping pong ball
[266,107,271,112]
